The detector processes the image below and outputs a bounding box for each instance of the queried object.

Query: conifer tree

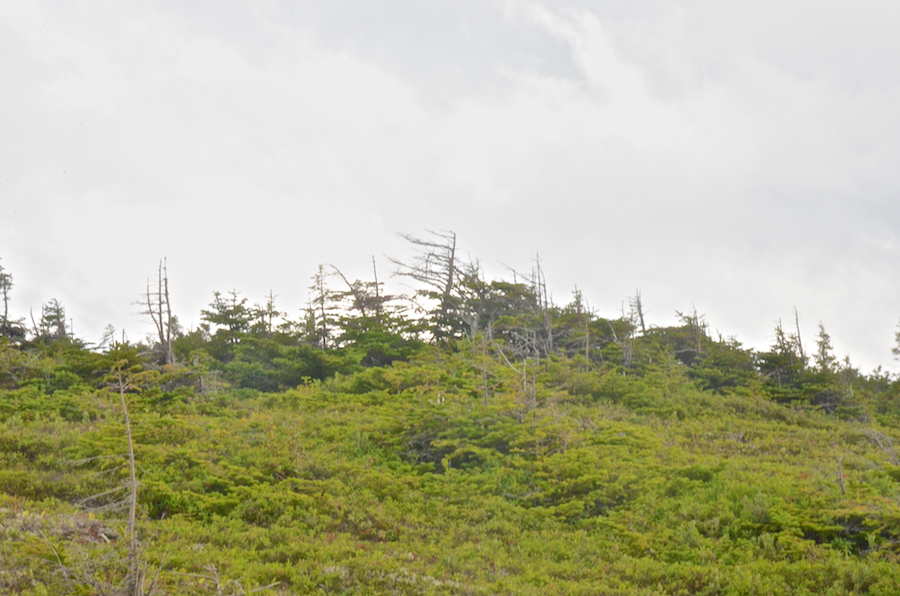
[893,318,900,362]
[0,258,24,341]
[814,321,837,373]
[201,290,250,344]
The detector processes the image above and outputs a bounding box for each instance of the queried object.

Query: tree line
[2,232,900,413]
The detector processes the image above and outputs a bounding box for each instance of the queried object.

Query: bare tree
[569,287,594,368]
[529,254,553,357]
[141,260,175,365]
[676,304,707,357]
[612,302,635,368]
[630,289,646,335]
[371,256,382,318]
[792,306,805,362]
[328,260,396,322]
[44,350,165,596]
[866,428,899,466]
[606,291,649,369]
[499,254,555,359]
[835,453,846,496]
[110,361,141,595]
[390,230,461,340]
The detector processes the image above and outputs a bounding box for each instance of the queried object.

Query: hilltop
[2,242,900,594]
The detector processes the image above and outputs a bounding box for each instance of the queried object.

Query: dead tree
[111,364,141,595]
[311,265,331,350]
[571,287,594,368]
[500,254,554,359]
[676,304,707,358]
[328,260,395,322]
[141,259,175,365]
[792,306,805,362]
[53,353,165,596]
[612,303,635,368]
[371,255,383,320]
[529,254,553,357]
[630,289,646,335]
[866,428,899,466]
[390,230,461,341]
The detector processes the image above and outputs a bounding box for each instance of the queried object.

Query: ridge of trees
[1,234,899,411]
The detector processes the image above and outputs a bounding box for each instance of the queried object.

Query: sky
[1,1,899,370]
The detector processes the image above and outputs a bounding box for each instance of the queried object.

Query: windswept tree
[390,230,464,341]
[392,233,563,352]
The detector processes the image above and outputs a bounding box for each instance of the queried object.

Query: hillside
[3,333,900,595]
[2,250,900,594]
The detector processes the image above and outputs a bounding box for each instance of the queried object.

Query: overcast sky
[2,1,899,370]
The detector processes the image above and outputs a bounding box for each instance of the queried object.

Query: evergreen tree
[200,290,250,344]
[249,290,284,338]
[0,259,24,341]
[38,298,68,342]
[893,318,900,362]
[306,265,341,350]
[814,321,837,373]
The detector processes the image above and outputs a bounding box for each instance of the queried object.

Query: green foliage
[6,254,900,593]
[8,332,900,593]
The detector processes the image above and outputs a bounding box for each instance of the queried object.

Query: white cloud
[1,1,898,369]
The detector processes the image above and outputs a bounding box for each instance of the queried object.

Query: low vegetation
[1,239,900,594]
